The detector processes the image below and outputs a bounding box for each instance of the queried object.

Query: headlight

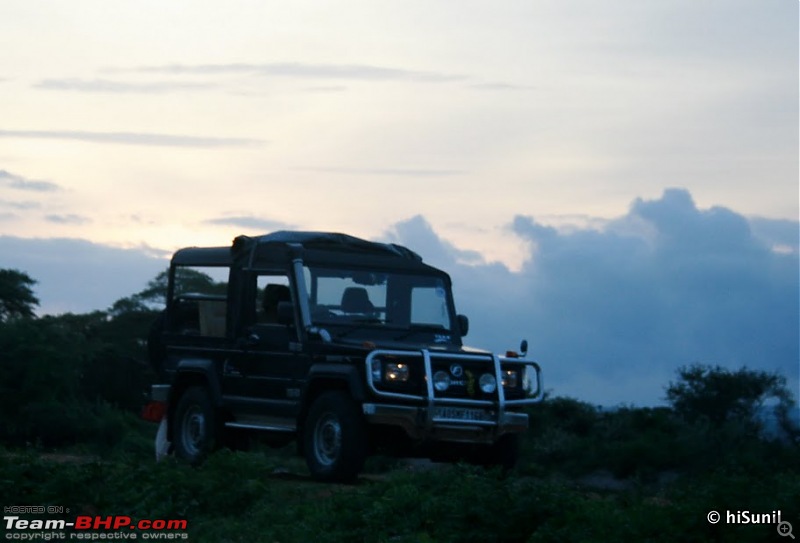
[385,362,409,382]
[433,371,451,392]
[502,370,518,388]
[479,373,497,394]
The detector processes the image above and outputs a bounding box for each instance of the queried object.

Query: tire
[303,391,367,483]
[172,386,217,465]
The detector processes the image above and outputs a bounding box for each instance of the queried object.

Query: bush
[666,364,797,437]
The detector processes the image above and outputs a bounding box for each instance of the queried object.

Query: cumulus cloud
[0,170,61,192]
[0,130,262,148]
[0,189,795,405]
[388,189,799,405]
[749,217,800,254]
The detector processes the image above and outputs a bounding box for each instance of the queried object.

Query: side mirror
[457,314,469,337]
[276,301,294,326]
[520,339,528,357]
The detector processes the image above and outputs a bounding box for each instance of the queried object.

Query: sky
[0,1,797,405]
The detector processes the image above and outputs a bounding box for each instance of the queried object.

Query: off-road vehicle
[145,231,542,481]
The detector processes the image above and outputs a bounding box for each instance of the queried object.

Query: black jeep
[146,231,542,482]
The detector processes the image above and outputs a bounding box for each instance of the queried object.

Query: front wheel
[303,391,367,482]
[172,386,217,465]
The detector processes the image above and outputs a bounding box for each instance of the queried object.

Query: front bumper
[362,402,529,444]
[363,349,542,444]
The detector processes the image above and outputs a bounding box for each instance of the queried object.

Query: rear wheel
[304,391,367,482]
[172,386,217,465]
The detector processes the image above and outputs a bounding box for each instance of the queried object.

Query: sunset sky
[1,1,797,404]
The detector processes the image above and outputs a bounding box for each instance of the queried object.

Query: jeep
[145,231,542,482]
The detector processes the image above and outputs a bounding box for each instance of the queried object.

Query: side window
[410,285,450,328]
[169,265,229,337]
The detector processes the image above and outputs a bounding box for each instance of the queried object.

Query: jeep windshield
[302,265,455,338]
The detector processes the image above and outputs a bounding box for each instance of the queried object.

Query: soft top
[171,245,231,267]
[171,231,435,272]
[232,231,423,261]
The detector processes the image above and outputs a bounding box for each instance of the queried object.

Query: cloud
[0,170,61,192]
[203,216,294,231]
[749,217,800,254]
[0,130,262,148]
[385,215,488,266]
[301,85,348,93]
[117,62,469,83]
[388,189,799,405]
[294,167,467,177]
[1,189,795,405]
[467,82,536,91]
[34,78,217,94]
[0,199,40,210]
[0,236,166,315]
[45,213,91,225]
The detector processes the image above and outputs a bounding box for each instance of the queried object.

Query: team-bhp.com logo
[5,515,188,540]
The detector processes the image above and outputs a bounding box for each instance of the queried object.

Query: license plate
[433,406,492,422]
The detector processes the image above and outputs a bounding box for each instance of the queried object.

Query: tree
[665,364,797,438]
[0,269,39,322]
[119,268,226,311]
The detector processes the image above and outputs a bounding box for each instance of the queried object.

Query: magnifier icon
[778,521,795,539]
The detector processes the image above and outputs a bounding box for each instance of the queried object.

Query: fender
[173,357,223,406]
[306,363,366,402]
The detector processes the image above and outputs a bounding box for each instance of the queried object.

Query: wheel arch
[167,358,222,433]
[296,363,366,455]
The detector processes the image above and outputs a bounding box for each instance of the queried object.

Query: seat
[262,284,291,323]
[340,287,374,314]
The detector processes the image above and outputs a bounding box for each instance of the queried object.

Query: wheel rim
[181,405,206,457]
[313,413,342,467]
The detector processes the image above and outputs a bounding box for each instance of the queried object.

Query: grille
[430,356,498,402]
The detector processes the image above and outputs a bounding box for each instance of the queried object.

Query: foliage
[0,268,39,321]
[665,364,797,440]
[0,307,157,449]
[126,267,227,310]
[2,447,797,543]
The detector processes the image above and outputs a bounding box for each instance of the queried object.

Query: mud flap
[155,418,171,462]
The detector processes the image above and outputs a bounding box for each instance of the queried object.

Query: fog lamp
[479,373,497,394]
[433,371,451,392]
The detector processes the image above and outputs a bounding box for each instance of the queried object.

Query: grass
[3,436,797,543]
[2,396,798,542]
